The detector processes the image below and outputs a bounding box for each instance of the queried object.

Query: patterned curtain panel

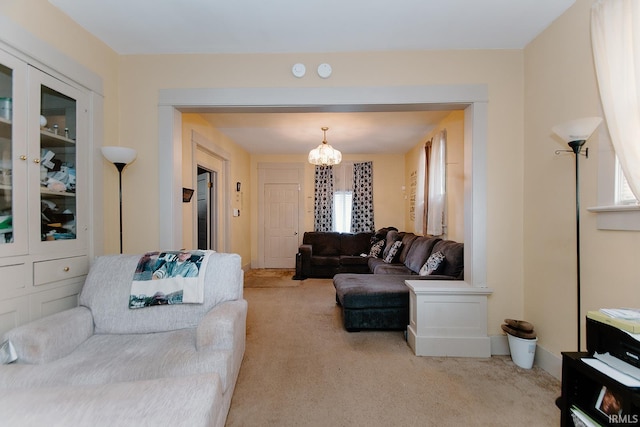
[351,161,375,233]
[314,165,334,231]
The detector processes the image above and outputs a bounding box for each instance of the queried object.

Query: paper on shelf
[570,406,601,427]
[600,308,640,320]
[582,358,640,387]
[594,352,640,381]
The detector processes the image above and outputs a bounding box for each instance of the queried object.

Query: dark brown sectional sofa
[296,231,374,278]
[295,229,464,331]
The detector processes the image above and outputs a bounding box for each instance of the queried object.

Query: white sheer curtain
[427,130,447,236]
[592,0,640,199]
[414,145,426,234]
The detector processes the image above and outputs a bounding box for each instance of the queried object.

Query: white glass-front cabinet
[28,70,88,253]
[0,47,91,335]
[0,49,27,257]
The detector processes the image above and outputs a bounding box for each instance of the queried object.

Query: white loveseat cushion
[0,373,223,427]
[0,327,236,392]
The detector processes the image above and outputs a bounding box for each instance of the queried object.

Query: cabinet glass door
[29,70,86,252]
[0,51,27,257]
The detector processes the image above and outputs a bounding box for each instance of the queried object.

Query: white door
[264,183,299,268]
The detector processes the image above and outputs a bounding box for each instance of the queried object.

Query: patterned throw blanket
[129,250,213,309]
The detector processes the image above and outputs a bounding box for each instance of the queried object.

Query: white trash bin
[507,333,537,369]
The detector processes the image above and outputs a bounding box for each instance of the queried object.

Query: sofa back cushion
[403,236,442,274]
[303,232,341,256]
[340,232,374,256]
[80,252,243,334]
[431,240,464,278]
[397,233,419,264]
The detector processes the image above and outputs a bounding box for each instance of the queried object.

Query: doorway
[197,167,218,251]
[192,134,229,253]
[159,85,488,287]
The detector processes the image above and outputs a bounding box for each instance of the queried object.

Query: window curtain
[426,130,447,236]
[351,161,375,233]
[314,165,334,231]
[415,142,427,234]
[591,0,640,200]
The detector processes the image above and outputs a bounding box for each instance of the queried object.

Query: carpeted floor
[244,269,299,288]
[226,273,561,426]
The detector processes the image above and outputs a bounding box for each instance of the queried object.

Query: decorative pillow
[419,251,446,276]
[368,239,385,258]
[383,241,403,263]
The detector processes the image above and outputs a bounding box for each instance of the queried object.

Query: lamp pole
[114,162,126,254]
[553,117,601,352]
[569,140,586,351]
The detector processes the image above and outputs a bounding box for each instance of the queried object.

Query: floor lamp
[551,117,602,351]
[101,146,137,254]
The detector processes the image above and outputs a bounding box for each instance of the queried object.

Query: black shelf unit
[559,352,640,426]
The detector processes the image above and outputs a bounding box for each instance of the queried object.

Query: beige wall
[524,0,640,356]
[404,110,465,242]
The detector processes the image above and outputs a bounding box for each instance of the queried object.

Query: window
[332,163,353,233]
[589,131,640,230]
[333,191,353,233]
[615,159,639,206]
[590,0,640,230]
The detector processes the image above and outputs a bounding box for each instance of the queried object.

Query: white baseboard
[533,342,562,379]
[490,334,510,355]
[490,334,562,380]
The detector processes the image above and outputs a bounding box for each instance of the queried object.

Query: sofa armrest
[298,244,313,277]
[3,306,94,364]
[196,299,248,352]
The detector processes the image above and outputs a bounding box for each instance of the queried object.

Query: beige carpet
[227,274,561,426]
[244,269,299,288]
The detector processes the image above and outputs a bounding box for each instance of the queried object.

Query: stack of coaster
[501,318,536,339]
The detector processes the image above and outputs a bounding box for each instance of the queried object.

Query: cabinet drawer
[0,262,28,292]
[33,256,89,286]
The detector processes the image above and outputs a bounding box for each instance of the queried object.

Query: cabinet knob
[20,155,27,161]
[33,159,40,164]
[63,267,70,272]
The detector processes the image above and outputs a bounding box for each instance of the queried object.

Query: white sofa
[0,252,247,427]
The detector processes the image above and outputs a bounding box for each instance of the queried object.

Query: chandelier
[308,127,342,166]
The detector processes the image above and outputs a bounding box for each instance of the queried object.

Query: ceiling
[49,0,574,54]
[48,0,575,155]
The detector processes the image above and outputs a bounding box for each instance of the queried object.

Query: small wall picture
[596,386,623,417]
